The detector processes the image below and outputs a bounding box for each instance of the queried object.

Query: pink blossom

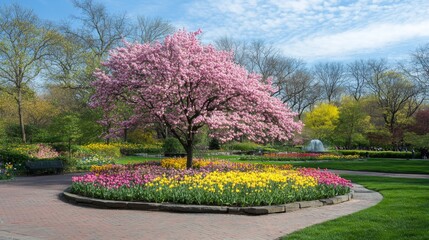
[90,30,303,167]
[299,168,352,187]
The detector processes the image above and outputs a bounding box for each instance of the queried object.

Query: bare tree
[50,0,132,98]
[347,60,371,101]
[401,44,429,106]
[214,36,248,67]
[313,62,345,103]
[0,4,61,142]
[270,57,304,93]
[69,0,131,64]
[215,38,296,86]
[367,71,422,140]
[132,16,175,43]
[247,40,280,83]
[409,43,429,85]
[367,59,389,85]
[214,38,320,117]
[346,59,389,101]
[277,69,321,119]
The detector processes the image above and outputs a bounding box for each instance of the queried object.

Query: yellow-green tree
[303,103,339,142]
[335,97,372,147]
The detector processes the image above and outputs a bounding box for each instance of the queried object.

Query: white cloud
[282,20,429,59]
[125,0,429,61]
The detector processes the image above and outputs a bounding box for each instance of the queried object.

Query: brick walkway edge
[0,174,382,240]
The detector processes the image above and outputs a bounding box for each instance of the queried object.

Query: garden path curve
[0,173,384,240]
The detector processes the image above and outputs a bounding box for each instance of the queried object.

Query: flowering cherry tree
[90,30,303,168]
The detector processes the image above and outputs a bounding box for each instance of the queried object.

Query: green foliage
[0,162,16,180]
[0,149,31,171]
[163,137,185,154]
[51,114,82,144]
[334,97,371,147]
[0,120,8,147]
[77,109,104,143]
[50,142,71,153]
[336,150,415,158]
[224,141,262,151]
[113,143,163,155]
[403,132,429,149]
[209,138,221,150]
[127,127,160,145]
[222,141,277,153]
[80,143,121,158]
[0,148,66,173]
[304,103,339,142]
[366,129,392,148]
[193,126,210,150]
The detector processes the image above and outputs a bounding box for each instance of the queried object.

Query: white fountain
[305,139,325,152]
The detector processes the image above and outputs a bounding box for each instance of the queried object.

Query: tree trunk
[17,88,26,143]
[68,138,72,161]
[186,145,193,169]
[123,128,128,142]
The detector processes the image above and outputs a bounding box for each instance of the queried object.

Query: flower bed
[71,159,351,207]
[76,155,115,170]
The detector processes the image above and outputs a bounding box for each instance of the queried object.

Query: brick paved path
[0,173,382,240]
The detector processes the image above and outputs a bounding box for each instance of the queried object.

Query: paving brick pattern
[0,173,382,240]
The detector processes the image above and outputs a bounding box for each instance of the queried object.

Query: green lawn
[114,155,162,164]
[286,159,429,174]
[113,155,429,174]
[201,155,242,160]
[282,175,429,240]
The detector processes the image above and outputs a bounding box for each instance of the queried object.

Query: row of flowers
[71,159,351,207]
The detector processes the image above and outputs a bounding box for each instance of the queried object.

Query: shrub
[0,148,66,173]
[113,143,163,155]
[225,141,262,152]
[0,162,16,180]
[0,149,32,172]
[7,144,60,159]
[337,150,417,158]
[208,138,220,150]
[81,143,121,158]
[163,138,185,155]
[316,154,360,160]
[50,143,71,153]
[262,147,278,153]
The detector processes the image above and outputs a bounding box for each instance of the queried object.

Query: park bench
[25,160,64,175]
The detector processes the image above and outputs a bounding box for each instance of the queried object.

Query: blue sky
[5,0,429,63]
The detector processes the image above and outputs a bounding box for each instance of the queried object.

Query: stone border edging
[62,188,354,215]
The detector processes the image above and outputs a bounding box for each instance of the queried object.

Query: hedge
[117,144,163,155]
[0,149,67,172]
[336,150,420,158]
